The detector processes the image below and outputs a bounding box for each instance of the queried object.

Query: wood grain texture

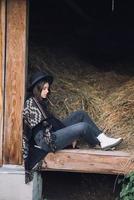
[3,0,27,164]
[43,149,134,175]
[0,0,6,166]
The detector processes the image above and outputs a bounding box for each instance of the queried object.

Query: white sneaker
[97,133,123,150]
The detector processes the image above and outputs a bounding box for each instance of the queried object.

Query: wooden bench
[33,149,134,200]
[43,149,134,175]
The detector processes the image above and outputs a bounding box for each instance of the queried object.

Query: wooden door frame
[2,0,27,165]
[0,0,6,166]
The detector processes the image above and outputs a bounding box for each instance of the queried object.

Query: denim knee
[74,110,88,118]
[75,110,87,115]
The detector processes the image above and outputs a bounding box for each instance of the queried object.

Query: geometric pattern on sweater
[23,97,44,128]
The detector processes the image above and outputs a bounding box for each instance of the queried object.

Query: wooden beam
[0,0,6,166]
[3,0,27,164]
[43,149,134,175]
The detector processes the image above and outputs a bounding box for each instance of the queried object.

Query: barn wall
[3,0,27,165]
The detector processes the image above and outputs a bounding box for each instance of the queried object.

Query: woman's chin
[41,96,47,99]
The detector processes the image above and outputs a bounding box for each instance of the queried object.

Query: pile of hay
[98,78,134,151]
[28,46,134,151]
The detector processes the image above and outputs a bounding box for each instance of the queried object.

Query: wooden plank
[3,0,27,164]
[0,0,6,166]
[43,149,134,175]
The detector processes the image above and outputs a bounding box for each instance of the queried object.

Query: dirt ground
[42,172,122,200]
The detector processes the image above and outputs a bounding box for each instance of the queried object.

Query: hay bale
[28,46,134,151]
[98,78,134,151]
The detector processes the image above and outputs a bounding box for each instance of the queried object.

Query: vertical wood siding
[3,0,27,164]
[0,0,6,166]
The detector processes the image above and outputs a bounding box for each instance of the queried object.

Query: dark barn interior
[28,0,134,199]
[29,0,134,62]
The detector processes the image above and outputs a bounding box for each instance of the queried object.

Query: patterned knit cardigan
[23,97,56,183]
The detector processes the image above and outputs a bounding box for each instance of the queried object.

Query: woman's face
[40,82,50,99]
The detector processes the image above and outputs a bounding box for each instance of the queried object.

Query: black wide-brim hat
[28,71,54,91]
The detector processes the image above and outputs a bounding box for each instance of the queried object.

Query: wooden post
[0,0,6,166]
[3,0,27,164]
[33,172,43,200]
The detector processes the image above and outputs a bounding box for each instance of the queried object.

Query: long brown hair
[32,80,50,101]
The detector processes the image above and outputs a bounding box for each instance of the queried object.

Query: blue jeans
[34,110,101,152]
[55,110,101,150]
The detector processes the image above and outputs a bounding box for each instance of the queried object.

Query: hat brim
[28,75,53,91]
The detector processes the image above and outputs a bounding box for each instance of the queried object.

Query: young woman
[23,71,122,182]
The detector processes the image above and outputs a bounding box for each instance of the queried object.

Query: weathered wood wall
[3,0,27,164]
[0,0,6,166]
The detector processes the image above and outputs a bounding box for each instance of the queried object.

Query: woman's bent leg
[54,122,100,150]
[62,110,101,136]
